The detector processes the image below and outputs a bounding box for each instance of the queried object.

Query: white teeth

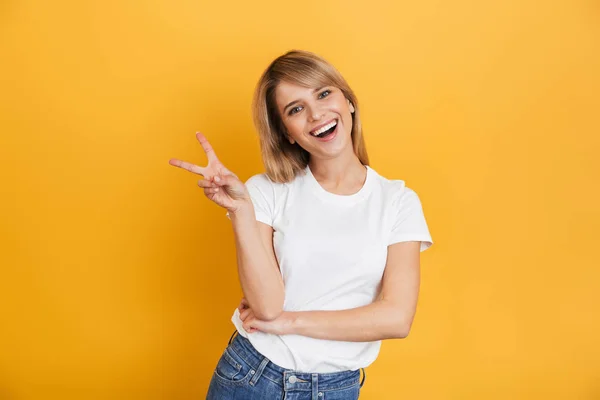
[311,120,337,136]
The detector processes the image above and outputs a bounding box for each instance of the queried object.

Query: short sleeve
[244,174,275,226]
[388,186,433,251]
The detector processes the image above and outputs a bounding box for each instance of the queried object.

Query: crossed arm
[238,221,422,342]
[285,240,421,341]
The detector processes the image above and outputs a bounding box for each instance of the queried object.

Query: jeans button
[289,375,297,384]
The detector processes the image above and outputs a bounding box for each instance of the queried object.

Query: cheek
[340,110,354,135]
[285,119,307,138]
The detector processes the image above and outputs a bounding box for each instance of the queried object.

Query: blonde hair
[252,50,369,183]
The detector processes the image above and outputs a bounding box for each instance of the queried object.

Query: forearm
[230,203,284,321]
[288,299,409,342]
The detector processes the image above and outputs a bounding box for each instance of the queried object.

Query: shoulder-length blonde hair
[252,50,369,183]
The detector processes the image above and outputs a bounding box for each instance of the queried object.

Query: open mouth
[310,119,338,139]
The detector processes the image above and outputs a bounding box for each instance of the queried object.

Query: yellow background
[1,0,599,399]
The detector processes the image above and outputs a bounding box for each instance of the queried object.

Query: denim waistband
[227,330,366,391]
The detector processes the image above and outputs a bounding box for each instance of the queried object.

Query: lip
[313,121,338,142]
[309,118,337,134]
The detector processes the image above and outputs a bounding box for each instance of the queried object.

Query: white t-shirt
[231,164,433,373]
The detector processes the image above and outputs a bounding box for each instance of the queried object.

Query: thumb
[213,174,249,201]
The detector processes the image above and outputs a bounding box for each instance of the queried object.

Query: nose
[308,106,324,121]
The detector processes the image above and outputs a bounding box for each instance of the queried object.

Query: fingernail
[214,176,220,182]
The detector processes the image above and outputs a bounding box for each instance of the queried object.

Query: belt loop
[360,368,366,388]
[249,356,269,386]
[228,329,237,345]
[311,373,319,400]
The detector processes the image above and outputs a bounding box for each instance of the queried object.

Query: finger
[246,318,263,333]
[169,158,206,176]
[243,318,255,333]
[213,174,238,187]
[197,179,214,188]
[196,132,219,163]
[240,305,255,323]
[238,300,249,312]
[203,187,219,196]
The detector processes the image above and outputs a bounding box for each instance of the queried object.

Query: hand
[238,298,294,336]
[169,132,250,213]
[237,297,258,333]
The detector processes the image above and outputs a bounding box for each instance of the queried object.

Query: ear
[348,99,355,114]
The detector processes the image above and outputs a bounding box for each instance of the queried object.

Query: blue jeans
[206,331,366,399]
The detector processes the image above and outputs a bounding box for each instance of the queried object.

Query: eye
[318,89,331,99]
[289,106,303,115]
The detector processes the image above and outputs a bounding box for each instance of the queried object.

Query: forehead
[275,81,322,108]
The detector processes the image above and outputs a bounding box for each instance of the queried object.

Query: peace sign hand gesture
[169,132,250,213]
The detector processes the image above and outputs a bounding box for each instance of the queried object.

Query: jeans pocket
[322,383,360,400]
[213,347,254,386]
[215,349,242,380]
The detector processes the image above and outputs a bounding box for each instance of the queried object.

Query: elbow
[253,296,284,321]
[390,325,410,339]
[391,317,412,339]
[396,325,410,339]
[249,288,285,321]
[254,306,283,321]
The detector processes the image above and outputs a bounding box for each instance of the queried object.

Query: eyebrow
[283,87,326,113]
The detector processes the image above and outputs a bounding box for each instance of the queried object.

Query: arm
[229,198,284,321]
[168,132,284,322]
[240,240,421,340]
[290,241,421,341]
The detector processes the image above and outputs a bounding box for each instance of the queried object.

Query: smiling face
[275,81,356,161]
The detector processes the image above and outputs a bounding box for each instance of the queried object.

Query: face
[274,81,356,161]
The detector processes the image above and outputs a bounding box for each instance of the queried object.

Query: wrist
[226,200,254,220]
[283,311,299,335]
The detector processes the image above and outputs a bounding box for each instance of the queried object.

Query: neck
[308,150,366,192]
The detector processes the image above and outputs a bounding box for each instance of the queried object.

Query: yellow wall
[1,1,599,398]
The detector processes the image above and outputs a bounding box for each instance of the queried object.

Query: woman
[169,50,433,400]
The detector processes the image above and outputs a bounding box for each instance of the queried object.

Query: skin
[170,81,423,341]
[168,133,247,210]
[169,135,285,321]
[276,81,367,194]
[241,81,423,341]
